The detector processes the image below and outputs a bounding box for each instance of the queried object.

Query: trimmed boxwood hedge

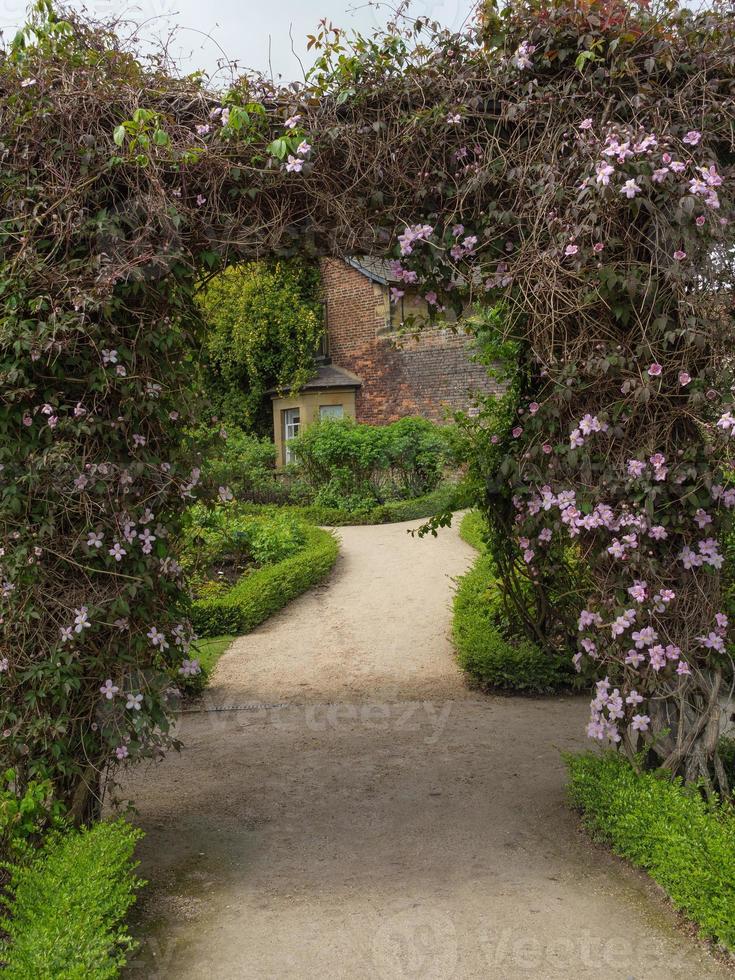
[458,508,488,551]
[0,820,143,978]
[567,751,735,951]
[235,481,470,527]
[453,511,575,693]
[191,524,339,637]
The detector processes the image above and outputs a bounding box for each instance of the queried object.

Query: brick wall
[321,258,501,424]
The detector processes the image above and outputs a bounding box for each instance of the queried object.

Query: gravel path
[122,518,730,979]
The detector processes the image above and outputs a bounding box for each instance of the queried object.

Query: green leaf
[113,125,126,146]
[575,50,596,71]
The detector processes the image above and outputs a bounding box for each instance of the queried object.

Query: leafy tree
[196,259,323,433]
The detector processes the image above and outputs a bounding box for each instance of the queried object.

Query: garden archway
[2,0,735,820]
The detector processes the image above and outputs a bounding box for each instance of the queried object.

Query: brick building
[271,257,499,465]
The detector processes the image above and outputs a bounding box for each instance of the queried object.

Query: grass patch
[566,751,735,951]
[193,634,234,674]
[179,634,235,696]
[0,819,143,978]
[191,524,338,638]
[453,510,575,693]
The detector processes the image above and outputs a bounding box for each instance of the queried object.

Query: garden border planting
[236,481,468,528]
[0,820,143,978]
[453,511,575,693]
[191,524,339,637]
[567,751,735,953]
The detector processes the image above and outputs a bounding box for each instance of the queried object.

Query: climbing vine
[1,0,735,818]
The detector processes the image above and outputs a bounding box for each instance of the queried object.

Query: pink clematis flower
[620,179,641,199]
[631,714,651,732]
[647,363,662,377]
[673,250,687,261]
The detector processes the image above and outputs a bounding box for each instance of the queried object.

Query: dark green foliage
[196,259,323,433]
[191,525,338,637]
[0,769,65,863]
[453,550,575,693]
[189,424,291,504]
[454,511,577,692]
[455,307,586,661]
[291,416,450,510]
[0,820,144,978]
[566,752,735,951]
[179,505,307,592]
[720,736,735,786]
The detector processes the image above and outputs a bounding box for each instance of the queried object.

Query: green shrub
[192,525,339,637]
[180,506,307,589]
[453,553,574,692]
[720,735,735,786]
[240,514,306,565]
[233,482,465,527]
[382,416,448,498]
[189,424,290,504]
[0,820,144,978]
[458,510,488,552]
[291,416,451,507]
[0,770,65,863]
[566,752,735,951]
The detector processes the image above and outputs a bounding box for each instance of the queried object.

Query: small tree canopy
[196,260,323,433]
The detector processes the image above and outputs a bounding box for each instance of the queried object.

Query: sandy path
[122,519,730,979]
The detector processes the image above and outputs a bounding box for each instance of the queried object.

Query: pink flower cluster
[398,223,434,256]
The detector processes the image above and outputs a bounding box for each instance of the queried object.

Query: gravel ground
[121,518,731,980]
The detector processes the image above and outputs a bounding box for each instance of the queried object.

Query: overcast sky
[1,1,476,83]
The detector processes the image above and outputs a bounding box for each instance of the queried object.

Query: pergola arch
[2,0,735,818]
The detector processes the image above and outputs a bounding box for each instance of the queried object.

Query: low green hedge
[458,509,488,551]
[0,819,143,978]
[235,481,470,527]
[191,524,339,637]
[453,511,575,693]
[567,752,735,951]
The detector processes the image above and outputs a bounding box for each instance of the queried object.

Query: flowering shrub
[2,0,735,818]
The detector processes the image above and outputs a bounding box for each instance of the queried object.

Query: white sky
[1,1,476,83]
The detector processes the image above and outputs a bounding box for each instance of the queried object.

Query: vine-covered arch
[2,0,735,819]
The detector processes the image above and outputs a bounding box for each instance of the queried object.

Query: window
[319,404,344,420]
[282,407,300,464]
